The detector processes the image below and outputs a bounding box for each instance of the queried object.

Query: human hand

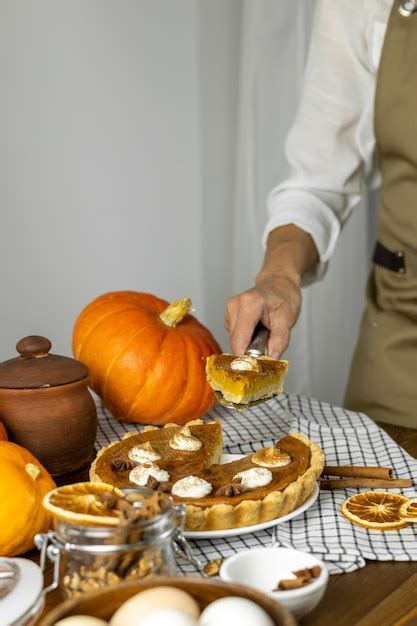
[224,273,302,359]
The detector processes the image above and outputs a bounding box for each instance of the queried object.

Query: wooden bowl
[40,576,296,625]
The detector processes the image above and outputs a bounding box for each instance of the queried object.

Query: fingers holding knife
[225,275,301,359]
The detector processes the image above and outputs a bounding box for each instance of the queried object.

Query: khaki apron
[344,0,417,428]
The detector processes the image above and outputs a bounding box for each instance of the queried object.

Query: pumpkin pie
[90,420,324,531]
[206,354,288,405]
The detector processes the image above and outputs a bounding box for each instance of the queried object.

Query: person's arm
[226,225,317,358]
[259,225,318,290]
[226,0,381,357]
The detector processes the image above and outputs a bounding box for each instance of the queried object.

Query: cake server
[214,322,278,411]
[243,321,270,358]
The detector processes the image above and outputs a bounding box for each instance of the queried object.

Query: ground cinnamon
[321,477,412,490]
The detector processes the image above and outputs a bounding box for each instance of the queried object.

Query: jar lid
[0,336,88,389]
[0,557,44,625]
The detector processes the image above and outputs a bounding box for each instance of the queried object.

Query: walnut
[62,546,167,599]
[97,491,119,509]
[145,475,160,490]
[96,491,137,522]
[114,498,136,516]
[107,571,120,585]
[143,477,171,493]
[203,558,224,577]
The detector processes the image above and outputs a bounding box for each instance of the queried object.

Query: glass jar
[36,488,201,599]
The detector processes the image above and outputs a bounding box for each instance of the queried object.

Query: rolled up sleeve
[264,0,375,282]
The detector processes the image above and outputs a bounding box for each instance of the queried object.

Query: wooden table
[36,422,417,626]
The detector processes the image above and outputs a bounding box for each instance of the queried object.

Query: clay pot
[0,336,97,476]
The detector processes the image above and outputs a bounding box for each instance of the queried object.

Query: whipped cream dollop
[169,425,202,452]
[171,476,213,498]
[252,446,291,468]
[129,463,170,487]
[142,425,158,432]
[128,441,161,464]
[230,355,261,372]
[233,467,273,489]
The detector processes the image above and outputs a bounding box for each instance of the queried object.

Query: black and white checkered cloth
[96,394,417,576]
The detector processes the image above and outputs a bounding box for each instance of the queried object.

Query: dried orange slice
[43,482,125,526]
[399,497,417,522]
[341,491,409,531]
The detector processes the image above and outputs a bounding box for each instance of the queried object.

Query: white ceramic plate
[183,454,320,539]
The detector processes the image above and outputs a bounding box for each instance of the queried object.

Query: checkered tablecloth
[96,394,417,576]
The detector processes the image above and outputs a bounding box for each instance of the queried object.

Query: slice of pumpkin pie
[206,354,288,405]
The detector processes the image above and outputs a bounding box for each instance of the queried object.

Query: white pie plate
[183,454,320,539]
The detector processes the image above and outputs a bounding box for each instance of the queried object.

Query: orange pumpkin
[73,292,221,425]
[0,420,7,440]
[0,441,56,556]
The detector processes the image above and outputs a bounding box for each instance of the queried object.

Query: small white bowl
[219,547,328,619]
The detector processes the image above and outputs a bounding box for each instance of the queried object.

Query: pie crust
[90,423,324,531]
[182,433,323,531]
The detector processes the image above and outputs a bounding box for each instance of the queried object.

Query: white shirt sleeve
[264,0,378,281]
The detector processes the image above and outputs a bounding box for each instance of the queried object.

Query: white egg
[55,618,109,626]
[141,609,198,626]
[110,586,200,626]
[199,597,274,626]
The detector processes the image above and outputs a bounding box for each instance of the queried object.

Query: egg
[199,597,274,626]
[109,586,200,626]
[141,609,198,626]
[55,618,109,626]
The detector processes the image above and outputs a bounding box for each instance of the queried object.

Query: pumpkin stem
[160,298,192,328]
[25,462,41,480]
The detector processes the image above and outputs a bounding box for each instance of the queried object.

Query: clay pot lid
[0,336,88,389]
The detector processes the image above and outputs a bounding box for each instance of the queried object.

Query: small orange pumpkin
[0,420,7,440]
[73,292,221,425]
[0,441,56,556]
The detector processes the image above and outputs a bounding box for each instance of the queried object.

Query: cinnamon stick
[320,478,413,490]
[323,465,393,480]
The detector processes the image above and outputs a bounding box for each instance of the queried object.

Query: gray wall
[0,0,241,359]
[0,1,374,409]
